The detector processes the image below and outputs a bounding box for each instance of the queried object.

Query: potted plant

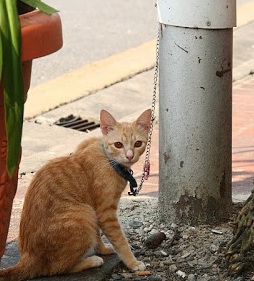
[0,0,63,263]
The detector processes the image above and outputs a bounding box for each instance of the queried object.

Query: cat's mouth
[123,158,138,167]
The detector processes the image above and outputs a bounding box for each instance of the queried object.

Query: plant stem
[0,0,24,177]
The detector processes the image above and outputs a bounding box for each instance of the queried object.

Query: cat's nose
[126,155,134,161]
[126,150,134,160]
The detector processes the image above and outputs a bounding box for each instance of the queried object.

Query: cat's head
[100,109,151,167]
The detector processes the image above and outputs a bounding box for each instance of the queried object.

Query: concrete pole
[157,0,236,225]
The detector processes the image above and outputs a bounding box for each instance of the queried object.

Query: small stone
[163,259,173,265]
[152,261,160,268]
[181,252,191,259]
[144,249,153,256]
[210,244,219,253]
[154,250,166,257]
[160,250,168,256]
[34,116,54,124]
[129,221,143,229]
[133,277,143,281]
[211,229,223,235]
[182,234,189,239]
[170,223,177,229]
[121,272,133,279]
[169,264,177,272]
[112,273,122,280]
[176,270,186,278]
[150,276,163,281]
[197,259,210,269]
[188,274,196,281]
[160,223,165,228]
[145,232,167,249]
[232,277,244,281]
[150,229,158,235]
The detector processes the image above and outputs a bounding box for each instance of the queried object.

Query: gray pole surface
[157,0,236,225]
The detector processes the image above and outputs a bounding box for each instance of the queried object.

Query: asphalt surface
[30,0,157,87]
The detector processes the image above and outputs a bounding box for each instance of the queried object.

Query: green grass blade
[21,0,58,15]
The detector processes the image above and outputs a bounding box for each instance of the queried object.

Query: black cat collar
[108,159,138,196]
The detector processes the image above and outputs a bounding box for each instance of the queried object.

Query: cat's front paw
[128,260,146,271]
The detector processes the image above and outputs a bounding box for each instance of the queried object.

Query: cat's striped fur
[0,109,151,281]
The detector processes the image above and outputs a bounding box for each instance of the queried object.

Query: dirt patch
[108,197,252,281]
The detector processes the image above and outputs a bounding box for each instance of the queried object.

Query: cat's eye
[114,142,123,149]
[134,141,142,148]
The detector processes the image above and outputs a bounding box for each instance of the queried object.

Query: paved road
[30,0,253,88]
[31,0,157,87]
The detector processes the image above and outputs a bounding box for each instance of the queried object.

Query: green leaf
[0,32,3,83]
[0,0,24,177]
[21,0,59,15]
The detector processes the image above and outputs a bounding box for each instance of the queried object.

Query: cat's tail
[0,257,38,281]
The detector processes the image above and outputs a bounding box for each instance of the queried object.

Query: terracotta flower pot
[0,10,63,263]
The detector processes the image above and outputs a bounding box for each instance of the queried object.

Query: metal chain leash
[134,27,160,195]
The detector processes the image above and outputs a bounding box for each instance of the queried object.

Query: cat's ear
[135,109,151,133]
[100,110,117,135]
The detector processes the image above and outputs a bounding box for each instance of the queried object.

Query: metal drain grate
[55,115,100,132]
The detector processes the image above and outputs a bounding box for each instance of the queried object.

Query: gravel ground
[108,197,253,281]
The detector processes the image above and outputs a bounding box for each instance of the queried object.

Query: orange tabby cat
[0,109,151,281]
